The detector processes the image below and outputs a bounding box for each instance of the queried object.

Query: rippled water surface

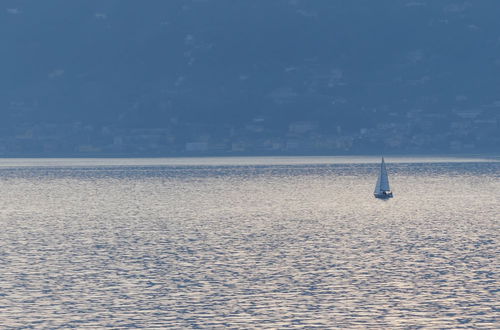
[0,157,498,328]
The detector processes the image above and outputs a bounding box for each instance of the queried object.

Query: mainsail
[374,157,390,194]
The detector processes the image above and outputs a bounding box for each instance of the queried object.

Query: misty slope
[1,0,499,136]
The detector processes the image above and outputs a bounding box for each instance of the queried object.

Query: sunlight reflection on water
[0,158,498,328]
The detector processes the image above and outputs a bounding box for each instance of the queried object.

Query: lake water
[0,157,498,328]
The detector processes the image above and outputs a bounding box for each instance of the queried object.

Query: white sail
[374,169,381,193]
[374,157,390,193]
[379,158,390,191]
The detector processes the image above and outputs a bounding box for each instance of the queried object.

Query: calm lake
[0,156,498,328]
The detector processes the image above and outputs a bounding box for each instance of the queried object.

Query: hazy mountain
[1,0,499,155]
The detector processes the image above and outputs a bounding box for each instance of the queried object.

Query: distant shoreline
[0,155,497,169]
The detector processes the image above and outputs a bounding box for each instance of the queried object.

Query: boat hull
[374,192,393,199]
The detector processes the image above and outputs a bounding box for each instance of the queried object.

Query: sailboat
[374,157,393,199]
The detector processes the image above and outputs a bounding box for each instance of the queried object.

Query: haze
[1,0,499,156]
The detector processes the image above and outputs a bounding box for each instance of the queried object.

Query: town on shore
[1,107,498,157]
